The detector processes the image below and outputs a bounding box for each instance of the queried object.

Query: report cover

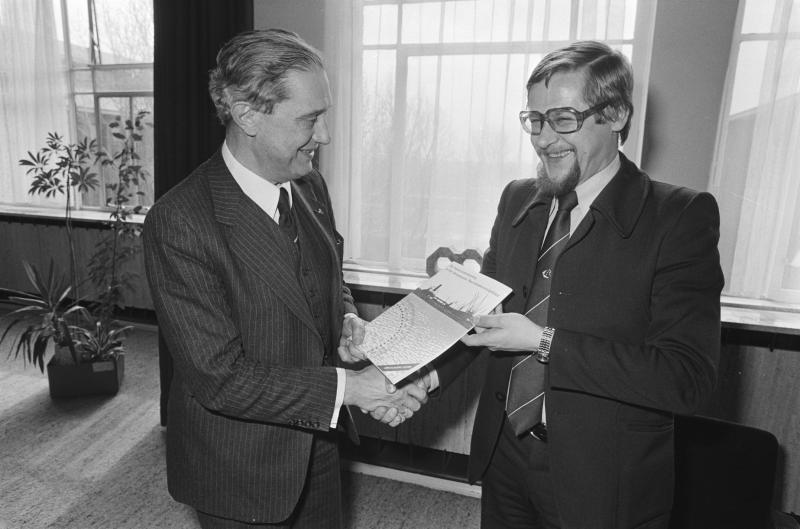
[361,262,512,384]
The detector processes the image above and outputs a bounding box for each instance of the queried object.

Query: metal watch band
[535,326,556,364]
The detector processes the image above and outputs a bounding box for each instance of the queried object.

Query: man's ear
[230,102,259,136]
[609,105,630,134]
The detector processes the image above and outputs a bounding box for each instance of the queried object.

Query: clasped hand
[343,366,430,428]
[339,315,431,427]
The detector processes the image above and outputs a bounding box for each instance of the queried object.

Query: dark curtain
[153,0,253,425]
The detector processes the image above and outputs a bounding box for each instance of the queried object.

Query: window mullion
[388,49,409,267]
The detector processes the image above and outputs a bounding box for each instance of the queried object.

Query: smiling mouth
[300,148,316,159]
[545,149,572,160]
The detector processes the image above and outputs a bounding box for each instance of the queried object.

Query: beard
[536,159,580,196]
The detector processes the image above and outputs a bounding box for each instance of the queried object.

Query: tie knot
[557,190,578,213]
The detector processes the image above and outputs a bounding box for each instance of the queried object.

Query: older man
[144,29,428,529]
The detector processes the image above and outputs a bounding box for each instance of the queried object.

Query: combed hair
[208,29,324,125]
[527,40,634,144]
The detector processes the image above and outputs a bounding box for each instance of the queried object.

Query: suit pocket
[625,420,673,433]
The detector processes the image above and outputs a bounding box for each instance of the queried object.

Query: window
[0,0,153,213]
[709,0,800,303]
[323,0,655,273]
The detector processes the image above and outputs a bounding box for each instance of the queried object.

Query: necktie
[277,187,298,243]
[505,190,578,436]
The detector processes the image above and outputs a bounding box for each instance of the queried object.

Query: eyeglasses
[519,102,610,135]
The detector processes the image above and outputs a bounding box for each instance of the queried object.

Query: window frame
[709,0,800,304]
[0,0,154,221]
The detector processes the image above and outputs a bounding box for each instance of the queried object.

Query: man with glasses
[434,40,724,528]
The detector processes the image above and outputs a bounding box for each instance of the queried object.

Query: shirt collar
[222,140,291,221]
[573,152,620,211]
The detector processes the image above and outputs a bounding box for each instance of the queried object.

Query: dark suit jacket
[143,150,356,523]
[437,154,724,529]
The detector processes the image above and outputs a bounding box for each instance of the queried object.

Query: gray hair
[527,40,634,144]
[208,29,324,125]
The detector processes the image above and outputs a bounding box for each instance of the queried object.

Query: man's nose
[532,120,558,149]
[314,115,331,145]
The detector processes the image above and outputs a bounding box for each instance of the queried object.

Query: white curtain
[0,0,70,206]
[323,0,653,273]
[709,0,800,303]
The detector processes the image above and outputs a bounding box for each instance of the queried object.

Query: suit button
[495,391,505,401]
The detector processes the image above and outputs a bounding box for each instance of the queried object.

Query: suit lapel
[292,179,339,271]
[565,153,650,252]
[206,154,318,335]
[292,178,346,347]
[507,185,551,313]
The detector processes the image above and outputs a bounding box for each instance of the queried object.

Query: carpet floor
[0,326,479,529]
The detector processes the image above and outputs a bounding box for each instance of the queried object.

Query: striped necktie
[505,190,578,436]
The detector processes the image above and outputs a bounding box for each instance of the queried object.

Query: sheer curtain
[0,0,70,206]
[709,0,800,303]
[323,0,654,273]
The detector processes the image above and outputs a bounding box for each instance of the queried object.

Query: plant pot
[46,353,125,398]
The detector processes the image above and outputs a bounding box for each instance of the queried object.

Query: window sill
[0,204,146,226]
[720,295,800,336]
[343,264,428,295]
[344,266,800,337]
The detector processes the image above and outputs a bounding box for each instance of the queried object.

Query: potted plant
[88,111,150,319]
[0,261,85,371]
[0,112,150,397]
[47,317,133,398]
[0,261,130,397]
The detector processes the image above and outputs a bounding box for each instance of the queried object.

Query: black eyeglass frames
[519,101,610,135]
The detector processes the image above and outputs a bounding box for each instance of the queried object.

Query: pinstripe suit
[143,150,356,525]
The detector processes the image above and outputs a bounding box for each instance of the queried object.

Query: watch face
[535,351,550,364]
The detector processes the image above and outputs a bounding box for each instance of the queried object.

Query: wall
[703,339,800,514]
[254,0,326,51]
[0,219,152,311]
[641,0,739,191]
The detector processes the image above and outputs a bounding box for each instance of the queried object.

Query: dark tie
[277,187,298,243]
[505,190,578,436]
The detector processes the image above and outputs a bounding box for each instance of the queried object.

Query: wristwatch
[535,326,555,364]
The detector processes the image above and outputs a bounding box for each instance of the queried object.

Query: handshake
[338,315,432,428]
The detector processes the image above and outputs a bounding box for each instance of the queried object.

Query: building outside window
[0,0,153,214]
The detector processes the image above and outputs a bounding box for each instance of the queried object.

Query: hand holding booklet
[360,262,512,384]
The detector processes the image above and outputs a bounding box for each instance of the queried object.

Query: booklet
[360,262,512,384]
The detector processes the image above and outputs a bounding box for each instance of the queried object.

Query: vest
[287,201,335,358]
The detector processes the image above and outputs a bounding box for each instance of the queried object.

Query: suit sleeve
[144,202,339,431]
[549,192,724,415]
